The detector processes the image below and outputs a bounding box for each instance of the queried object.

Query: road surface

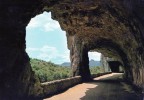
[44,73,143,100]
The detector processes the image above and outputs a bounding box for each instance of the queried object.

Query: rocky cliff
[0,0,144,99]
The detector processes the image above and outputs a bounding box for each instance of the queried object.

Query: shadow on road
[80,73,143,100]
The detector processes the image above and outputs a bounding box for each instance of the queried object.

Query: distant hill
[61,59,101,67]
[61,62,71,67]
[89,59,101,67]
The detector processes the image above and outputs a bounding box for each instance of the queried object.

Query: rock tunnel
[108,61,122,72]
[0,0,144,99]
[101,55,123,72]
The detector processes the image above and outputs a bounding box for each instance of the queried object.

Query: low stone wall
[41,72,112,97]
[41,76,82,97]
[91,72,112,78]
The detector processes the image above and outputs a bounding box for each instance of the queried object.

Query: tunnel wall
[0,0,44,99]
[0,0,144,99]
[100,55,111,72]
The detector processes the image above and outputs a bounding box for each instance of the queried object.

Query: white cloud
[44,21,60,32]
[26,47,39,52]
[38,45,58,60]
[39,45,57,53]
[26,46,101,63]
[27,18,39,28]
[26,45,70,64]
[88,52,101,61]
[27,12,60,32]
[58,51,70,62]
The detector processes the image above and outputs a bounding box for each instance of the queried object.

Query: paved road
[44,73,143,100]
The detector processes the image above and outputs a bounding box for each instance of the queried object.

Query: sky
[26,12,101,64]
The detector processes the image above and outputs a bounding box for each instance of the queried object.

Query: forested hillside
[30,58,103,83]
[30,58,71,83]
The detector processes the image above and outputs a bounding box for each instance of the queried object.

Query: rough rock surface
[0,0,44,99]
[48,0,144,88]
[100,54,123,72]
[0,0,144,99]
[100,54,111,72]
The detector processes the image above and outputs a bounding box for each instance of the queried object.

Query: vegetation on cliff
[30,58,71,83]
[90,66,104,74]
[30,58,103,83]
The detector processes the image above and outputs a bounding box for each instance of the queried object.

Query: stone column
[0,26,43,99]
[100,55,111,72]
[70,36,91,81]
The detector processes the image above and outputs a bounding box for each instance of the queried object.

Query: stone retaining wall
[91,72,112,78]
[41,72,112,97]
[41,76,82,97]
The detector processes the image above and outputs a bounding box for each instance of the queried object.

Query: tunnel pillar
[0,27,43,99]
[70,36,91,81]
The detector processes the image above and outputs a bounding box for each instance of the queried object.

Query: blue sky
[26,12,101,64]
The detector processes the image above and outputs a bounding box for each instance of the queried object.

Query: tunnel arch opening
[26,11,71,83]
[88,52,104,74]
[87,38,131,80]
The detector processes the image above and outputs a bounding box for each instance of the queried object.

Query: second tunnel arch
[87,38,133,81]
[67,35,133,81]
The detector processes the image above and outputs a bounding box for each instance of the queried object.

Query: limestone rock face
[48,0,144,88]
[100,54,124,72]
[100,55,111,72]
[0,0,144,99]
[0,0,44,99]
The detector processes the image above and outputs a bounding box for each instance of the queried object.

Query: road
[44,73,143,100]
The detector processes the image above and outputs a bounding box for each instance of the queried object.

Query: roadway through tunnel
[44,73,142,100]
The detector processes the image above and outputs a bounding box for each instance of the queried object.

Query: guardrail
[41,72,112,97]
